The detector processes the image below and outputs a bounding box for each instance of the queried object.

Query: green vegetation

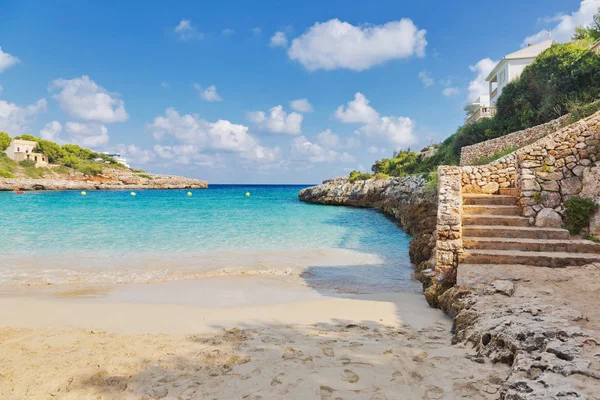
[472,147,517,166]
[373,172,390,180]
[354,38,600,181]
[135,173,153,179]
[0,132,11,152]
[565,197,599,235]
[0,133,126,177]
[348,170,373,183]
[532,191,542,205]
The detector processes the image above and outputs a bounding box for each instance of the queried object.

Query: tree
[0,131,11,151]
[572,7,600,41]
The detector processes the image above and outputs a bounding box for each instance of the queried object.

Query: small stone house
[4,139,48,167]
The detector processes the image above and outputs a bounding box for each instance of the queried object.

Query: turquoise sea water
[0,185,416,292]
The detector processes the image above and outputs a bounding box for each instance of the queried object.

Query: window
[17,147,20,152]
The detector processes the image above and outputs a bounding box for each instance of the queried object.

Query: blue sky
[0,0,595,183]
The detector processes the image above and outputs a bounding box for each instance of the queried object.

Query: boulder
[480,182,499,194]
[535,208,563,228]
[559,177,583,195]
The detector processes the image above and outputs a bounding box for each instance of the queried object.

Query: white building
[486,39,554,105]
[4,139,48,167]
[102,152,130,168]
[464,94,495,125]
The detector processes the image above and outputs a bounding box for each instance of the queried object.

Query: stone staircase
[460,190,600,270]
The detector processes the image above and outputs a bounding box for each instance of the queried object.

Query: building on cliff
[4,139,48,167]
[464,39,554,125]
[486,39,554,105]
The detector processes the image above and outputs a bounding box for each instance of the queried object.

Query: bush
[76,163,103,176]
[565,197,599,235]
[0,168,14,178]
[23,166,46,179]
[373,172,390,180]
[0,131,11,151]
[348,170,373,183]
[52,165,71,175]
[19,159,36,168]
[568,98,600,123]
[472,147,517,166]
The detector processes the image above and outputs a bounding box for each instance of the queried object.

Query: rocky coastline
[0,168,208,191]
[299,176,600,399]
[298,175,438,292]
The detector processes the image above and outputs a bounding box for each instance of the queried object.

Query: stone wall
[427,166,463,305]
[517,114,600,228]
[460,153,517,194]
[460,114,569,166]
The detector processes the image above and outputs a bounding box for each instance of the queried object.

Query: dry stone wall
[460,114,569,166]
[429,166,463,305]
[460,153,517,194]
[517,114,600,229]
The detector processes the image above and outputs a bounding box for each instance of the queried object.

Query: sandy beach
[0,277,509,399]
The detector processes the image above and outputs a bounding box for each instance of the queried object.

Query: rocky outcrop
[298,176,438,296]
[0,168,208,191]
[440,264,600,399]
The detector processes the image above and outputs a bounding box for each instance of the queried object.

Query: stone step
[463,237,600,254]
[460,249,600,268]
[463,225,571,240]
[463,205,521,216]
[499,188,519,196]
[462,214,530,227]
[463,194,518,206]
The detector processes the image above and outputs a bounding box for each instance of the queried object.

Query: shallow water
[0,185,417,293]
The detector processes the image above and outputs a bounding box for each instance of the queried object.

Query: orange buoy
[16,190,24,194]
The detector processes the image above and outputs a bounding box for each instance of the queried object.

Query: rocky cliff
[0,167,208,191]
[298,176,438,292]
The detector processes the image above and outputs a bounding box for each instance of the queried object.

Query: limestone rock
[535,208,563,228]
[480,182,499,194]
[559,177,583,195]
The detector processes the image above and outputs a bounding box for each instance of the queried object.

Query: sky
[0,0,597,183]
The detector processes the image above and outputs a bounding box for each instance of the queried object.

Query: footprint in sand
[412,350,429,362]
[270,373,284,386]
[391,371,403,381]
[282,347,303,360]
[425,385,444,399]
[319,385,335,398]
[341,369,359,383]
[322,348,335,357]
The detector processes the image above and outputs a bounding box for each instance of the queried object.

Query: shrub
[76,163,103,176]
[0,168,14,178]
[373,172,390,180]
[52,165,71,175]
[568,98,600,123]
[19,159,36,168]
[135,173,153,179]
[348,170,373,183]
[23,166,46,179]
[472,147,517,166]
[565,197,599,235]
[0,131,11,151]
[425,171,438,192]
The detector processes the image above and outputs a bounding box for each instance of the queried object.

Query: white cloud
[0,85,3,95]
[316,129,340,148]
[291,136,355,163]
[368,146,385,154]
[290,98,313,112]
[0,47,19,73]
[64,122,109,147]
[174,19,203,40]
[118,144,154,165]
[149,108,279,162]
[359,116,415,147]
[346,137,360,148]
[160,82,170,89]
[40,121,62,141]
[222,28,235,36]
[194,83,223,102]
[0,98,47,135]
[442,87,459,96]
[50,76,128,123]
[334,92,379,124]
[523,0,600,45]
[252,27,262,35]
[287,18,427,71]
[270,31,288,47]
[467,58,497,102]
[248,105,303,135]
[418,70,434,87]
[335,92,416,147]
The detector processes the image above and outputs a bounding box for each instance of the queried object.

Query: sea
[0,185,418,294]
